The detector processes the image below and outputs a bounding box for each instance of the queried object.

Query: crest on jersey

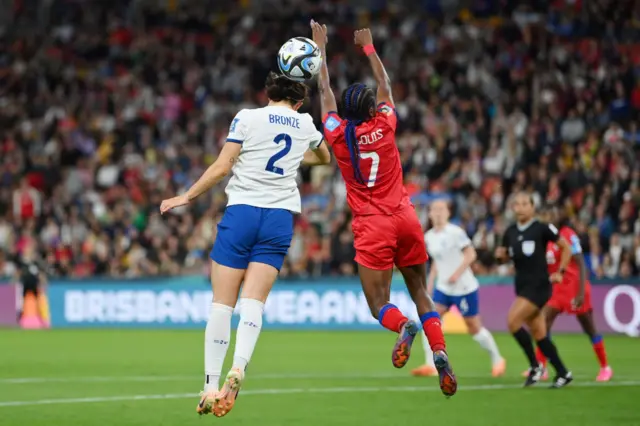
[324,116,340,132]
[379,105,393,116]
[522,241,535,256]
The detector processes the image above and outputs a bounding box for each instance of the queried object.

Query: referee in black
[496,192,573,388]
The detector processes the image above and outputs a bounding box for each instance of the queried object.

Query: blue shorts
[432,289,479,318]
[211,204,294,271]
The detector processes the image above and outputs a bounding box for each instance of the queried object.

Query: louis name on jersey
[225,106,323,213]
[425,223,479,296]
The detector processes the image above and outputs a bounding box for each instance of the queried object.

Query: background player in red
[310,20,456,397]
[532,206,613,382]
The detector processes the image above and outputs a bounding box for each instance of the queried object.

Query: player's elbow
[211,160,233,180]
[318,153,331,165]
[380,78,392,94]
[316,144,332,165]
[463,246,477,263]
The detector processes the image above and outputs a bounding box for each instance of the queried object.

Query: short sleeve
[322,111,343,146]
[455,227,472,250]
[562,228,583,255]
[543,223,560,244]
[376,102,397,132]
[308,131,324,150]
[226,110,250,144]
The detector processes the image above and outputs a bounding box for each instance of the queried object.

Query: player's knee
[465,316,482,335]
[528,318,547,340]
[530,328,547,341]
[506,316,522,333]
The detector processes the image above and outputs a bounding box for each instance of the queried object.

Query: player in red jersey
[527,206,612,381]
[310,20,456,397]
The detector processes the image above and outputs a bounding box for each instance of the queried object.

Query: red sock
[420,313,445,352]
[535,346,547,367]
[592,336,608,368]
[378,304,408,333]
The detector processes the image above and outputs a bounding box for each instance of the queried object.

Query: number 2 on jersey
[265,133,292,175]
[359,152,379,187]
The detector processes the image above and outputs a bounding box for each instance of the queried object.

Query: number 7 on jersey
[359,152,379,187]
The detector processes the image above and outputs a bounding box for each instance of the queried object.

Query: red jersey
[545,226,588,294]
[322,102,410,216]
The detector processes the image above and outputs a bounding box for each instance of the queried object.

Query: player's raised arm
[354,28,392,106]
[311,20,337,117]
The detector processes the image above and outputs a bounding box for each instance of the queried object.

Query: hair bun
[265,71,308,104]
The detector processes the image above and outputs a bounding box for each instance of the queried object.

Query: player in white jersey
[412,199,506,378]
[160,72,330,417]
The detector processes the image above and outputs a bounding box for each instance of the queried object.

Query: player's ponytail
[340,83,376,186]
[265,72,308,105]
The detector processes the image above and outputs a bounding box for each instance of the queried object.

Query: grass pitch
[0,330,638,426]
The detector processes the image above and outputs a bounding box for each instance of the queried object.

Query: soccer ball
[277,37,322,82]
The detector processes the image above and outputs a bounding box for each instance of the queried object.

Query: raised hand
[310,20,328,51]
[354,28,373,47]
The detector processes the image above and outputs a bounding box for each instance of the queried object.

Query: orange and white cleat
[196,390,216,415]
[411,364,439,377]
[492,358,507,377]
[212,368,244,418]
[596,366,613,382]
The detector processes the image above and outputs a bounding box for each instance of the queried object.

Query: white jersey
[224,106,323,213]
[425,223,479,296]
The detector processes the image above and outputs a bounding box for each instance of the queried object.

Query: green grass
[0,330,638,426]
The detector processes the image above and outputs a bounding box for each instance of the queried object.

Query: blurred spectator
[1,0,640,279]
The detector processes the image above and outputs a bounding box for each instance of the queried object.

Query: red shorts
[546,281,592,315]
[351,204,428,270]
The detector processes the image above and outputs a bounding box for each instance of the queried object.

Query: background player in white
[412,199,506,377]
[160,72,330,417]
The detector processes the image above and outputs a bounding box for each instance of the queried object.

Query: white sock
[232,298,265,372]
[204,302,233,391]
[422,333,435,367]
[472,327,503,365]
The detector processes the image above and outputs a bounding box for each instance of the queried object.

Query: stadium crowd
[0,0,639,280]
